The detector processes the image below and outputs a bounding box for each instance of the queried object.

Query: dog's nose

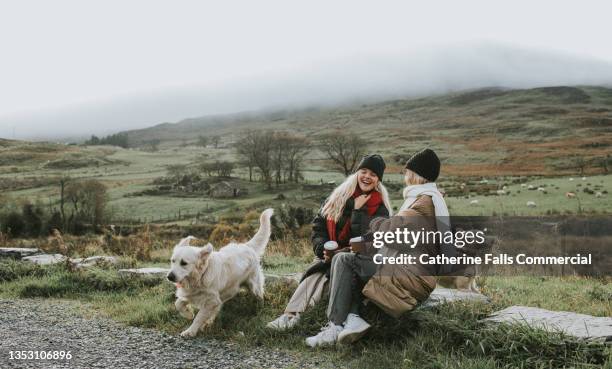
[167,272,176,282]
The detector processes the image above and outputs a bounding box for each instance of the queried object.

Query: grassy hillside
[122,86,612,177]
[1,86,612,224]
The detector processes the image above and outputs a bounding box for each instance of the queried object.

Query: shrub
[589,285,612,302]
[46,211,63,234]
[22,203,44,237]
[266,235,311,258]
[2,211,25,237]
[271,205,315,240]
[100,226,154,261]
[64,179,108,231]
[237,222,254,238]
[43,229,63,254]
[209,223,240,245]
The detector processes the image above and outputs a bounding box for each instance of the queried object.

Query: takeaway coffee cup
[324,240,339,251]
[349,236,366,254]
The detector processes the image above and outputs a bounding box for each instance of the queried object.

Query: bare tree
[198,161,234,177]
[64,180,108,230]
[236,130,308,187]
[282,134,309,183]
[199,162,215,177]
[235,130,274,188]
[217,161,234,177]
[574,156,587,175]
[166,164,188,182]
[236,132,257,182]
[252,131,275,189]
[320,132,367,175]
[272,132,290,186]
[80,180,108,229]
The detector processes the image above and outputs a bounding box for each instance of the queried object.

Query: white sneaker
[337,314,371,344]
[305,322,343,348]
[266,313,300,330]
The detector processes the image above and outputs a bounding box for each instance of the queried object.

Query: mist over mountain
[2,43,612,141]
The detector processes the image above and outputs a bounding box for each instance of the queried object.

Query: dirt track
[0,299,330,369]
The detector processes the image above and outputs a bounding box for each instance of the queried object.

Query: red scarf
[326,188,383,246]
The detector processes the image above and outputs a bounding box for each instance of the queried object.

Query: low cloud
[2,43,612,141]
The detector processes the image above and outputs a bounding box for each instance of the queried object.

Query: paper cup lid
[324,240,339,250]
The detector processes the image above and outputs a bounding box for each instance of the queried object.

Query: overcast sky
[1,0,612,140]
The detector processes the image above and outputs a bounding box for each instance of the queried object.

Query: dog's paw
[180,328,198,338]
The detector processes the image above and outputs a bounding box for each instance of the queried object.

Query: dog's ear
[199,243,213,258]
[178,236,196,247]
[195,243,213,269]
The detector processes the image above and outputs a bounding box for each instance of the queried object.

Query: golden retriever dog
[167,208,273,338]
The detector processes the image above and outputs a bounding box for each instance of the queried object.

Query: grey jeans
[326,252,377,325]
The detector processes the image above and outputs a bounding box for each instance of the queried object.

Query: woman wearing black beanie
[362,148,455,324]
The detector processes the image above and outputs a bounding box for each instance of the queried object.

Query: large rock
[485,306,612,343]
[71,256,119,269]
[118,267,169,278]
[22,254,67,265]
[0,247,41,259]
[420,287,490,308]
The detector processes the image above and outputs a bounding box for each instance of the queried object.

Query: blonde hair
[321,173,393,222]
[402,169,430,199]
[404,169,428,186]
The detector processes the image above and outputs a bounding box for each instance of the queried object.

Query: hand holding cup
[349,236,366,254]
[323,240,338,262]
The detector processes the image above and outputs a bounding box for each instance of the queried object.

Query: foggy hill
[3,43,612,141]
[120,85,612,176]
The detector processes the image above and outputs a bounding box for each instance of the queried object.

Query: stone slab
[22,254,66,265]
[421,287,490,308]
[118,267,169,277]
[71,256,119,269]
[485,305,612,343]
[0,247,41,259]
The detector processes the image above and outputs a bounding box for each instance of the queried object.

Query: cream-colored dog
[167,208,273,338]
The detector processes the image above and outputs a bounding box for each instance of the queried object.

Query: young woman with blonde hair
[267,154,391,330]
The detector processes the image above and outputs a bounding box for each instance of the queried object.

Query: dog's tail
[245,208,274,257]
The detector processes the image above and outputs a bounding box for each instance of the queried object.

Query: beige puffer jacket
[362,195,438,318]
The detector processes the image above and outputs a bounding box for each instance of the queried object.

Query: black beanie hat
[356,154,386,180]
[405,148,440,182]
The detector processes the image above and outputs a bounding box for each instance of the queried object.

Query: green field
[2,139,611,223]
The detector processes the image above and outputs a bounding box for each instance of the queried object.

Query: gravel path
[0,299,332,369]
